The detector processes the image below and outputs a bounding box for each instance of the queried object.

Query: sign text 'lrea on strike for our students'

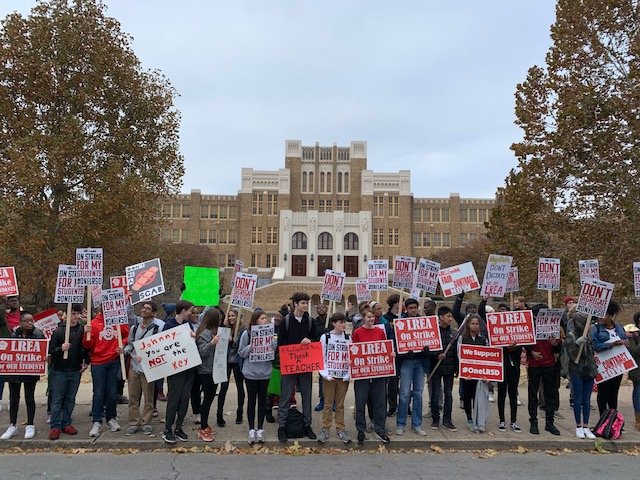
[279,342,324,375]
[0,338,48,376]
[486,310,536,347]
[393,316,443,354]
[349,340,396,380]
[0,266,19,296]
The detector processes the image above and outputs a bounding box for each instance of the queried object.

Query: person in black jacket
[458,314,488,430]
[313,303,329,412]
[429,306,459,431]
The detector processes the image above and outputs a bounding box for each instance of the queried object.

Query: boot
[545,420,560,436]
[635,412,640,431]
[236,409,243,425]
[529,419,539,435]
[216,411,226,427]
[265,408,275,424]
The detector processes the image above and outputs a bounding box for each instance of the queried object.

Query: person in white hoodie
[317,312,352,444]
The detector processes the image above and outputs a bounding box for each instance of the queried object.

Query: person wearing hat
[625,315,640,430]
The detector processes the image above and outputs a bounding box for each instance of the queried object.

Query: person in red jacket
[82,308,129,438]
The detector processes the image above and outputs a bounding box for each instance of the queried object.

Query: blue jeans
[570,373,594,425]
[633,382,640,414]
[90,359,119,423]
[397,359,425,428]
[49,369,81,430]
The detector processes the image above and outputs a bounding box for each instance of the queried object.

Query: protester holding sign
[48,304,89,440]
[382,294,401,417]
[217,309,246,427]
[83,307,129,437]
[195,308,221,442]
[314,303,329,412]
[591,300,627,416]
[238,310,277,445]
[626,314,640,431]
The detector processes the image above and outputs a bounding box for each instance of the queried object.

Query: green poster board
[182,266,220,306]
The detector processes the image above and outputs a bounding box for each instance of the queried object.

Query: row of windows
[199,229,237,244]
[372,228,399,246]
[251,227,279,245]
[200,204,237,219]
[161,204,190,219]
[161,228,190,243]
[301,171,350,193]
[412,207,450,223]
[291,232,359,250]
[217,254,236,268]
[460,208,491,223]
[252,193,279,215]
[412,232,451,248]
[300,199,350,212]
[250,253,278,268]
[373,196,399,217]
[301,147,350,161]
[460,232,484,244]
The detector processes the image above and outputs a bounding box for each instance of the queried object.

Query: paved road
[0,452,636,480]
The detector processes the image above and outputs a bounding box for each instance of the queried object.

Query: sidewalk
[0,373,639,452]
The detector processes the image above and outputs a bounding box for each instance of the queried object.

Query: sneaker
[304,425,317,440]
[337,429,352,444]
[357,431,365,445]
[278,426,287,443]
[375,432,390,444]
[162,430,177,444]
[430,420,439,430]
[386,408,396,417]
[396,426,404,436]
[46,414,51,424]
[126,425,140,435]
[317,427,329,443]
[107,419,121,432]
[247,428,256,445]
[488,394,495,403]
[510,423,522,433]
[117,395,129,405]
[89,422,101,437]
[583,427,596,439]
[467,420,474,431]
[545,424,560,436]
[1,425,17,440]
[198,427,214,442]
[141,425,153,435]
[193,414,201,424]
[411,426,427,436]
[62,425,78,435]
[152,408,159,418]
[366,420,374,433]
[443,422,458,432]
[175,428,188,441]
[256,429,265,443]
[554,411,564,419]
[49,428,61,440]
[498,422,506,432]
[576,427,585,439]
[314,400,324,412]
[24,425,35,439]
[517,398,522,406]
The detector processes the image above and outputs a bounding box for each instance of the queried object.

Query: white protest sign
[250,323,275,362]
[101,288,128,326]
[134,323,202,382]
[54,265,84,303]
[75,248,103,286]
[537,258,560,291]
[325,335,350,379]
[126,258,165,305]
[91,284,102,309]
[578,259,600,286]
[635,262,640,298]
[33,308,60,339]
[409,286,421,300]
[576,278,614,318]
[367,260,389,291]
[231,272,257,309]
[355,279,371,303]
[480,254,513,298]
[535,308,564,340]
[212,327,231,384]
[505,267,520,293]
[594,345,637,384]
[392,256,416,290]
[413,258,440,295]
[438,262,480,297]
[321,270,346,302]
[230,259,244,289]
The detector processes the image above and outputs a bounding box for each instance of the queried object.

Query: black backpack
[285,408,305,438]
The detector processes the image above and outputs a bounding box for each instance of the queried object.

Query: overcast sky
[2,1,557,199]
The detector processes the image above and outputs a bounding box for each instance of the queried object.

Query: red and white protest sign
[230,259,244,289]
[393,316,442,354]
[54,265,85,304]
[101,288,128,327]
[231,272,257,308]
[458,345,504,382]
[325,336,351,379]
[505,267,520,293]
[480,254,513,298]
[486,310,536,347]
[33,308,60,339]
[279,342,324,375]
[134,323,202,382]
[0,338,48,376]
[91,284,102,308]
[355,279,371,303]
[576,278,614,318]
[75,248,103,286]
[438,262,480,297]
[249,323,275,362]
[537,258,560,291]
[594,345,638,384]
[534,308,564,340]
[579,259,600,286]
[634,262,640,298]
[110,276,130,298]
[321,270,346,302]
[413,258,440,295]
[392,256,416,290]
[367,260,389,291]
[0,267,19,296]
[349,340,395,380]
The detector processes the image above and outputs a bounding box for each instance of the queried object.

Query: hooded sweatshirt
[82,313,129,365]
[238,328,276,380]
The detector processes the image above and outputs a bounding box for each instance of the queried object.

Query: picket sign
[575,278,615,363]
[116,325,126,379]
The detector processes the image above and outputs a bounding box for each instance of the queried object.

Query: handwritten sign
[480,254,513,298]
[594,345,637,384]
[537,258,560,291]
[458,345,504,382]
[413,258,440,295]
[349,340,396,380]
[355,279,371,303]
[505,267,520,293]
[212,327,230,384]
[535,308,564,340]
[325,335,350,379]
[134,323,202,383]
[279,342,324,375]
[75,248,103,286]
[579,259,600,286]
[486,310,536,347]
[367,260,389,291]
[54,265,84,304]
[321,270,346,302]
[0,267,19,296]
[393,316,443,354]
[231,272,257,308]
[250,323,275,362]
[33,308,60,339]
[101,288,128,326]
[438,262,480,297]
[392,256,416,290]
[576,278,614,318]
[126,258,165,305]
[182,266,220,306]
[635,262,640,298]
[0,338,48,376]
[230,259,244,289]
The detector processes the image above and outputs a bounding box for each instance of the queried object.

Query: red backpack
[593,409,624,440]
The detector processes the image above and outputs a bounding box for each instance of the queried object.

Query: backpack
[594,408,624,440]
[285,407,305,438]
[284,313,313,335]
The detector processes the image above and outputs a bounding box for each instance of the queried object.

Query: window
[422,232,431,247]
[266,254,277,268]
[326,172,332,193]
[442,208,450,222]
[219,205,228,219]
[479,208,487,223]
[172,228,188,243]
[337,172,343,193]
[267,227,278,244]
[336,200,350,212]
[344,233,359,250]
[301,199,315,211]
[251,254,262,268]
[343,172,349,193]
[251,226,263,244]
[227,254,236,267]
[200,229,216,244]
[229,205,237,219]
[373,228,384,246]
[320,172,325,193]
[389,196,399,217]
[228,230,237,244]
[318,232,333,250]
[292,232,307,249]
[302,172,308,193]
[388,228,399,246]
[460,233,470,245]
[373,196,384,217]
[252,194,263,215]
[308,172,314,192]
[181,205,190,218]
[267,193,278,215]
[432,208,441,222]
[469,208,478,223]
[460,208,468,222]
[412,208,422,222]
[413,232,421,247]
[433,233,441,247]
[318,200,332,212]
[443,233,451,247]
[161,204,171,218]
[162,228,171,241]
